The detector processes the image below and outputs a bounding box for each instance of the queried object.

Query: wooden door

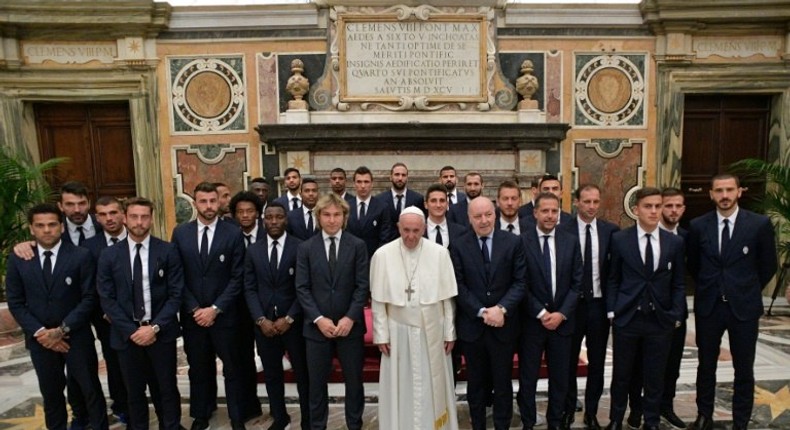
[680,95,770,226]
[35,102,136,203]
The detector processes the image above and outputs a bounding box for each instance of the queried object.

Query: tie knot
[396,194,403,199]
[329,236,336,244]
[76,226,84,232]
[307,209,312,215]
[110,237,119,244]
[272,239,278,246]
[723,218,729,226]
[480,236,488,244]
[586,224,592,232]
[543,234,551,240]
[507,223,514,232]
[135,243,143,251]
[43,250,53,257]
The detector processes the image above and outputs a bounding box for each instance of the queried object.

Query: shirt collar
[427,218,447,229]
[128,234,151,252]
[104,228,128,243]
[636,223,658,240]
[536,226,555,238]
[38,239,62,256]
[717,206,739,226]
[322,230,342,241]
[268,232,286,244]
[66,216,94,233]
[198,217,219,231]
[245,224,259,239]
[658,222,678,235]
[357,195,372,205]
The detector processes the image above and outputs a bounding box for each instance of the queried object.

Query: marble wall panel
[545,50,563,123]
[167,55,247,134]
[172,144,249,224]
[573,139,645,227]
[573,53,646,128]
[257,53,279,125]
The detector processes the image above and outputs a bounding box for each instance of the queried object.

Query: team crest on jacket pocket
[159,269,165,277]
[65,277,72,286]
[219,254,225,262]
[743,246,749,255]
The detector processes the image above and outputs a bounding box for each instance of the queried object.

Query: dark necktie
[448,193,455,206]
[291,197,300,211]
[480,236,490,276]
[43,250,53,289]
[244,234,252,248]
[200,226,209,265]
[328,236,337,277]
[133,243,145,321]
[507,223,515,234]
[435,226,443,245]
[359,202,366,219]
[644,233,654,276]
[307,210,313,232]
[721,219,730,255]
[396,194,403,214]
[76,226,85,245]
[543,235,553,295]
[270,240,279,275]
[583,224,593,297]
[110,237,119,245]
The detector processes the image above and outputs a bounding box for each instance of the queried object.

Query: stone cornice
[0,1,171,40]
[505,4,644,28]
[167,4,318,32]
[641,0,790,34]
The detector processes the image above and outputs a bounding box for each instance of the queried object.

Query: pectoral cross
[405,283,416,301]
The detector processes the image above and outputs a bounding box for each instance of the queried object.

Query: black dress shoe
[562,411,576,428]
[190,419,210,430]
[583,413,602,430]
[660,408,686,429]
[689,414,713,430]
[230,420,246,430]
[626,412,641,429]
[642,425,660,430]
[604,422,622,430]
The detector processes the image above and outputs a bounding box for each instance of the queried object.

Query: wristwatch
[151,324,160,334]
[59,323,70,335]
[285,315,295,324]
[211,304,222,314]
[497,305,508,315]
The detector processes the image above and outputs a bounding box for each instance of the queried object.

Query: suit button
[486,292,491,296]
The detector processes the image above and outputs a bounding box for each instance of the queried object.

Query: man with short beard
[249,177,270,213]
[215,182,233,219]
[274,167,303,212]
[346,166,393,257]
[287,178,321,241]
[97,198,184,430]
[376,162,425,240]
[448,171,483,228]
[171,182,248,430]
[439,165,466,206]
[496,180,522,235]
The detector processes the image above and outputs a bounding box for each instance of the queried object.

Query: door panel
[35,102,136,203]
[680,95,770,227]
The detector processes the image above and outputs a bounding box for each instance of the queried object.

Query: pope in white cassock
[371,206,459,430]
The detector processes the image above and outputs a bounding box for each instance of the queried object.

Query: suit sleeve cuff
[537,309,547,319]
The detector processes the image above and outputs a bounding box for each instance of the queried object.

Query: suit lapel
[51,244,72,289]
[625,228,645,275]
[119,240,133,291]
[705,214,721,261]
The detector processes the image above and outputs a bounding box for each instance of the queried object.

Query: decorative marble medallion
[168,56,247,134]
[574,54,646,127]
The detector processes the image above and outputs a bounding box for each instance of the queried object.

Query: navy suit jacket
[687,209,776,321]
[561,217,620,300]
[518,210,573,231]
[607,226,686,329]
[517,201,535,220]
[273,194,301,212]
[295,232,370,341]
[346,196,393,257]
[451,230,527,343]
[521,227,582,336]
[97,236,184,349]
[6,241,97,351]
[171,220,245,328]
[447,198,470,228]
[375,189,426,241]
[244,234,303,322]
[286,207,320,241]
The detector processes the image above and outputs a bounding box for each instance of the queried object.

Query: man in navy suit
[245,202,310,430]
[231,191,266,245]
[97,197,184,430]
[249,177,270,212]
[346,166,393,257]
[58,181,103,246]
[496,180,524,235]
[7,203,109,430]
[376,162,425,241]
[273,167,303,212]
[329,167,355,204]
[519,193,582,430]
[78,197,130,423]
[448,171,483,228]
[451,197,526,430]
[287,178,321,241]
[439,165,466,207]
[229,191,267,422]
[519,175,573,226]
[687,174,776,430]
[171,182,247,430]
[424,183,465,249]
[606,187,686,430]
[561,184,619,430]
[295,194,370,430]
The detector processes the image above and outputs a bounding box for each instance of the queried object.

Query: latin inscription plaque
[339,16,486,103]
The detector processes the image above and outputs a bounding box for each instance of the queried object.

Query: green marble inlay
[592,138,628,155]
[193,143,230,160]
[175,195,194,225]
